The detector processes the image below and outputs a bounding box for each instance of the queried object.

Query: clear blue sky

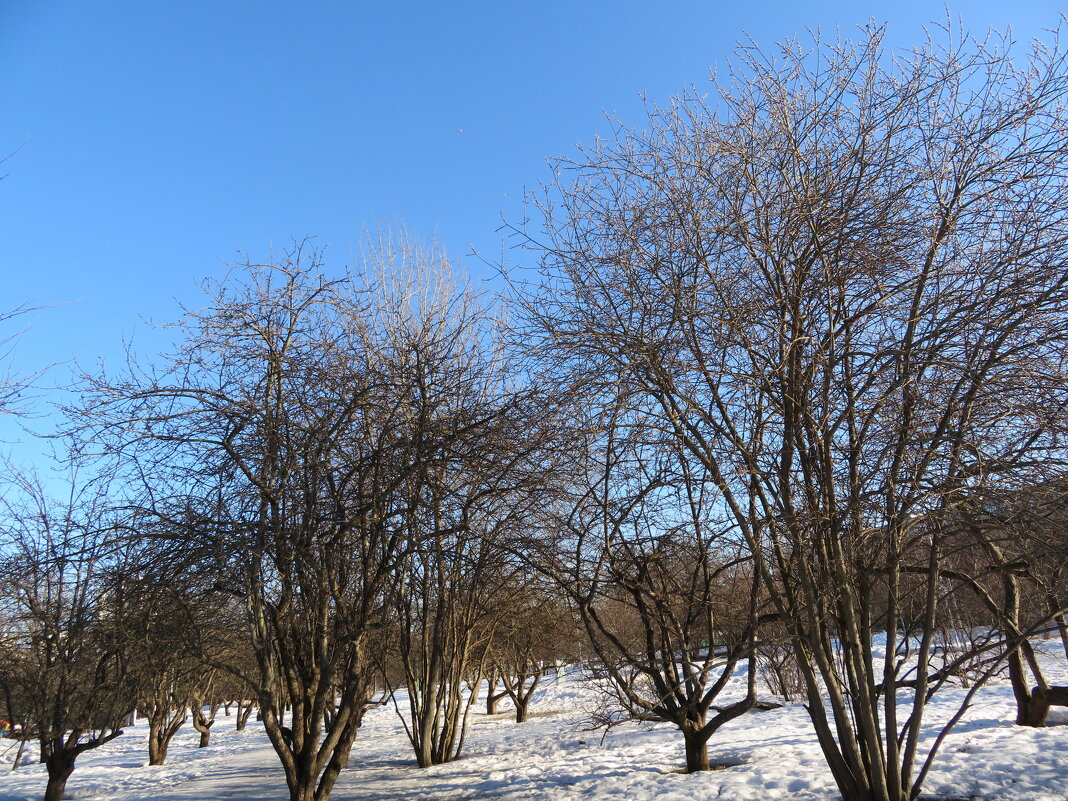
[0,0,1062,461]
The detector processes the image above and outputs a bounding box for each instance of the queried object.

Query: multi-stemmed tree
[522,22,1068,801]
[77,233,548,800]
[533,405,759,772]
[374,245,556,766]
[78,241,436,801]
[0,468,136,801]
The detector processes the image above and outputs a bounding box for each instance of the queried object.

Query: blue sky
[0,0,1062,462]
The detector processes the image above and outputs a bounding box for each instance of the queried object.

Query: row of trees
[0,235,590,801]
[2,20,1068,801]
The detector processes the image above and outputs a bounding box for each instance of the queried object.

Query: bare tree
[0,303,43,417]
[75,242,440,801]
[535,406,759,772]
[487,580,580,723]
[521,21,1068,801]
[136,633,195,763]
[948,483,1068,725]
[75,233,547,800]
[183,594,253,744]
[392,470,502,768]
[0,467,135,801]
[183,590,259,732]
[102,557,207,765]
[190,670,221,748]
[374,244,550,766]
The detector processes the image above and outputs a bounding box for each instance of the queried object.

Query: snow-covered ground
[2,643,1067,801]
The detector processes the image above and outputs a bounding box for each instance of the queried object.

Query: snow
[1,644,1066,801]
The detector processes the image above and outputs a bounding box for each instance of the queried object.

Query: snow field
[1,647,1066,801]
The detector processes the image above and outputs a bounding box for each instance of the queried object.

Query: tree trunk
[147,727,167,766]
[505,668,541,723]
[682,731,710,773]
[237,700,255,731]
[192,703,216,748]
[275,710,362,801]
[1021,685,1068,727]
[10,737,26,771]
[43,750,76,801]
[147,708,186,765]
[416,737,433,770]
[1049,593,1068,663]
[485,674,501,715]
[284,773,317,801]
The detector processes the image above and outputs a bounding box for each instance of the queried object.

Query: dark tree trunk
[274,711,362,801]
[257,664,372,801]
[501,665,542,724]
[147,729,168,766]
[485,674,506,715]
[147,707,186,765]
[192,703,216,748]
[43,750,76,801]
[1049,594,1068,663]
[1002,572,1042,727]
[237,700,255,731]
[1008,650,1034,725]
[682,730,710,773]
[284,774,317,801]
[1021,685,1068,727]
[11,737,27,771]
